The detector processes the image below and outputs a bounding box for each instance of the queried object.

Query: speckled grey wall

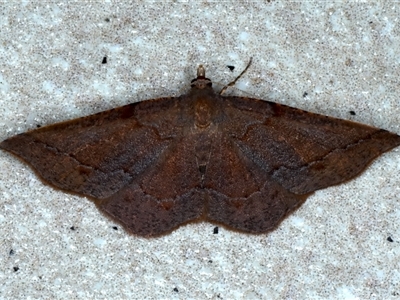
[0,2,399,299]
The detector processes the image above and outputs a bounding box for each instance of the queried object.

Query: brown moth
[1,61,400,237]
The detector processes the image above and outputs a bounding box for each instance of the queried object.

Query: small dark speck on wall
[173,287,179,292]
[349,111,356,116]
[112,226,118,230]
[303,92,308,98]
[102,57,107,64]
[70,226,76,231]
[227,65,235,71]
[213,227,219,234]
[9,249,15,256]
[387,236,394,242]
[13,266,19,272]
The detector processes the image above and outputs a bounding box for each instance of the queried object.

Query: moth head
[191,65,212,89]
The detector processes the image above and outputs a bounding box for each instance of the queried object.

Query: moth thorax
[194,99,212,128]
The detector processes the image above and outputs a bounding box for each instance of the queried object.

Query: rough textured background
[1,2,400,299]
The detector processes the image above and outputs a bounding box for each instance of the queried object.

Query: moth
[1,60,399,237]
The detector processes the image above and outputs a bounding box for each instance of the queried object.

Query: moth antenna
[220,57,253,95]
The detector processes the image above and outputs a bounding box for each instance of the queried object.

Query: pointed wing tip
[384,130,400,150]
[0,134,33,157]
[0,138,12,151]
